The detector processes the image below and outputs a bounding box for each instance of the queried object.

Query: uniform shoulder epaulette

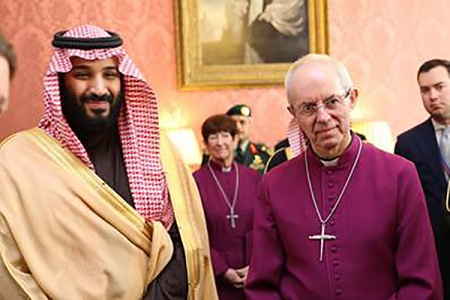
[264,146,292,174]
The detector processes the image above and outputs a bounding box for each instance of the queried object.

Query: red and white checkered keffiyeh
[38,24,173,229]
[286,117,307,157]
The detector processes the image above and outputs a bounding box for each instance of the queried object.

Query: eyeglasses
[293,89,352,117]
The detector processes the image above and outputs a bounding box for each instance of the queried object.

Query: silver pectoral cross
[309,223,336,261]
[227,208,239,228]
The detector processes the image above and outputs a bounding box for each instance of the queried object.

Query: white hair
[285,54,354,104]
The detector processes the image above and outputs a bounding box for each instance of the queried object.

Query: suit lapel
[416,119,447,190]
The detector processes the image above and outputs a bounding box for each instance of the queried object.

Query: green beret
[226,104,252,117]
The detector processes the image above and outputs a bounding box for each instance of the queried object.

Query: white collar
[320,157,339,167]
[222,165,232,172]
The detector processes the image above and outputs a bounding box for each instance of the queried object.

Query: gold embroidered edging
[159,135,202,298]
[166,169,201,292]
[446,180,450,213]
[263,146,291,174]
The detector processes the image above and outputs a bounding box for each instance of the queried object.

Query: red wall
[1,1,450,146]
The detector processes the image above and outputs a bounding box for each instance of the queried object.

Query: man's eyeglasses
[293,89,352,117]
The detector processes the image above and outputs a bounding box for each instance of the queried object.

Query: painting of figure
[199,0,309,65]
[175,0,328,89]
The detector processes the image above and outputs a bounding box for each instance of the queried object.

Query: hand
[236,265,249,282]
[223,268,245,289]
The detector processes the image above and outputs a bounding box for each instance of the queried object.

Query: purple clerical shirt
[194,162,261,300]
[245,135,442,300]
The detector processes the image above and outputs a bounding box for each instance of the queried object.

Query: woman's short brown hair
[201,114,238,142]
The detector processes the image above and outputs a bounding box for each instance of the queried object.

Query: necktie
[440,127,450,166]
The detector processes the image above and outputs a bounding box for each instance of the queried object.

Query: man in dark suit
[395,59,450,299]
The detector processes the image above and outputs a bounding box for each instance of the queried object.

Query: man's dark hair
[201,114,238,142]
[417,59,450,80]
[0,33,17,80]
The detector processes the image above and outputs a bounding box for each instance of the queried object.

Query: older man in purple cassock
[245,54,443,300]
[194,114,261,300]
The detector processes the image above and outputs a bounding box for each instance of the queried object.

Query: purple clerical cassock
[194,161,261,300]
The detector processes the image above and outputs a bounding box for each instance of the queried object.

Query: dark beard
[60,77,124,146]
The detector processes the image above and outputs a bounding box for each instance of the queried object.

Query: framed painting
[175,0,329,90]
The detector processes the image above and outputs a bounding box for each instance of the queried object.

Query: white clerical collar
[320,157,339,167]
[222,165,232,172]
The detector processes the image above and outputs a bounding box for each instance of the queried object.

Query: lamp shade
[351,121,394,153]
[165,128,202,166]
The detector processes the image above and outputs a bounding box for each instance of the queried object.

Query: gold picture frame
[175,0,329,90]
